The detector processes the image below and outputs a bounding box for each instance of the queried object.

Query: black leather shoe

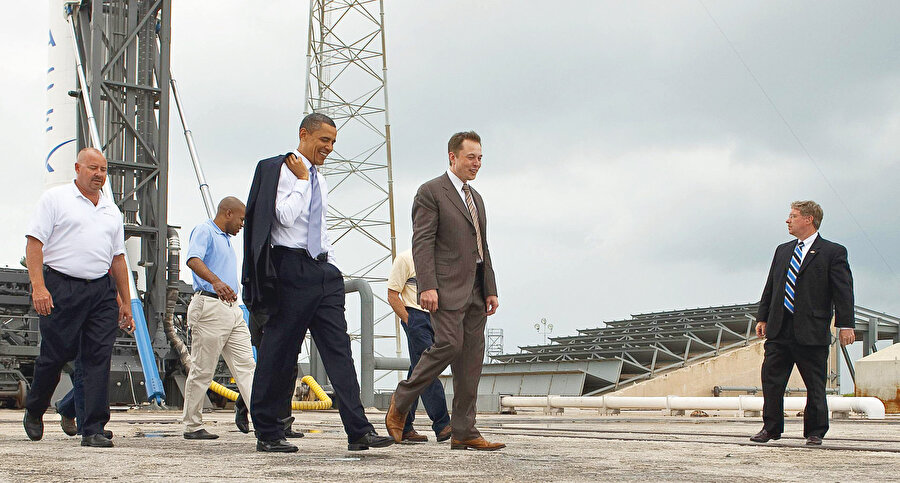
[184,429,219,440]
[280,416,304,438]
[234,396,250,434]
[750,429,781,443]
[81,433,114,447]
[23,410,43,441]
[256,438,298,453]
[348,430,394,451]
[806,435,823,445]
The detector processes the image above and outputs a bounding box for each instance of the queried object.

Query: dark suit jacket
[412,173,498,311]
[756,234,854,346]
[241,154,290,313]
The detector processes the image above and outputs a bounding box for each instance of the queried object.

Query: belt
[272,245,328,262]
[43,265,108,283]
[197,290,219,299]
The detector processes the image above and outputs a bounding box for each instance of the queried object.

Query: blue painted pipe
[240,304,257,360]
[131,299,166,404]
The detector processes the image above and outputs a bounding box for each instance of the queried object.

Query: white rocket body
[45,0,78,188]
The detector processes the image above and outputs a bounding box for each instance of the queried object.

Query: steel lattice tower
[305,0,400,364]
[71,0,171,351]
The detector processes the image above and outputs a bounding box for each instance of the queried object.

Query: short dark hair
[448,131,481,156]
[299,112,336,134]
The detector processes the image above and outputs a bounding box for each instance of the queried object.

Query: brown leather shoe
[401,429,428,443]
[436,425,452,442]
[384,395,407,443]
[450,436,506,451]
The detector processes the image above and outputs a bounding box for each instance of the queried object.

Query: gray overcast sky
[1,2,898,370]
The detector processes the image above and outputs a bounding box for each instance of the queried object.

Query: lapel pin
[810,250,816,254]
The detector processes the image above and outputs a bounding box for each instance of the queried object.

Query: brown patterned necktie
[461,184,484,262]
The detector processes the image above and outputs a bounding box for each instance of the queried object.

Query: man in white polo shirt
[181,196,256,440]
[23,147,134,448]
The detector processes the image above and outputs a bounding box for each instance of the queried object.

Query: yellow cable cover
[207,375,332,410]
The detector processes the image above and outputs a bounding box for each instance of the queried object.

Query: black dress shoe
[257,438,298,453]
[280,416,304,438]
[23,410,43,441]
[234,396,250,434]
[184,429,219,440]
[806,435,823,445]
[81,433,114,448]
[750,429,781,443]
[348,430,394,451]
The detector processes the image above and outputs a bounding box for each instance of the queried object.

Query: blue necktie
[307,165,323,258]
[784,240,804,313]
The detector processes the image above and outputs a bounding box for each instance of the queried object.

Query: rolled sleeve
[386,256,409,292]
[26,192,56,244]
[110,220,126,257]
[185,224,211,262]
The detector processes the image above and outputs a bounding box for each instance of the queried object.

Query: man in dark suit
[751,200,855,446]
[385,131,504,451]
[242,113,392,453]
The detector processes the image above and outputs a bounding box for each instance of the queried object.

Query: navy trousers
[25,269,118,437]
[401,308,450,435]
[250,248,373,441]
[55,361,85,433]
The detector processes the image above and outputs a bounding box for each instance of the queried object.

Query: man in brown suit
[385,131,504,451]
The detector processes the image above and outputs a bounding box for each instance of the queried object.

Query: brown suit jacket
[412,173,497,311]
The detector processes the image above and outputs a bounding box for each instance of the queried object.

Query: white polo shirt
[26,181,126,279]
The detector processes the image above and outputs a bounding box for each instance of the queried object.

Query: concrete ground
[0,407,898,482]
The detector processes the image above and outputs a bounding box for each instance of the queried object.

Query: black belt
[197,290,219,299]
[43,265,108,283]
[272,245,328,262]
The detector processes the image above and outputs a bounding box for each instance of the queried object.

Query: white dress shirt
[271,150,338,269]
[446,169,474,210]
[26,181,126,279]
[795,231,818,265]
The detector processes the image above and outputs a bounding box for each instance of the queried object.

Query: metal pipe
[499,395,886,419]
[712,386,839,397]
[170,74,215,217]
[68,11,165,405]
[345,278,375,407]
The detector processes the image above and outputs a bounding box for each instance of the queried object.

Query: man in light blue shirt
[181,197,256,440]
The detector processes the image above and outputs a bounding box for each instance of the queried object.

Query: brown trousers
[393,277,486,441]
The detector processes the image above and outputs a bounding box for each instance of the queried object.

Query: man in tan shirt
[387,249,451,443]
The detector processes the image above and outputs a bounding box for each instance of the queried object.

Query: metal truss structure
[491,302,900,394]
[305,0,400,363]
[486,328,504,362]
[71,0,171,343]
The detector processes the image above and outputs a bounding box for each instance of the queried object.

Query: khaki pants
[182,294,256,432]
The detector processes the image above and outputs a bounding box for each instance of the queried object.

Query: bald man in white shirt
[23,147,134,448]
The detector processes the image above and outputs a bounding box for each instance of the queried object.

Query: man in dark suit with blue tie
[751,200,855,446]
[242,113,393,453]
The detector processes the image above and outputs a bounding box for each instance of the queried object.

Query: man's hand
[118,303,134,333]
[31,283,54,316]
[755,321,767,338]
[285,153,309,181]
[839,328,855,346]
[212,280,237,302]
[485,295,499,316]
[420,289,438,313]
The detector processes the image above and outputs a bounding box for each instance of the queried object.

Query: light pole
[535,318,553,345]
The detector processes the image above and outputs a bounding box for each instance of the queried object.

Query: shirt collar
[446,168,468,192]
[798,231,818,247]
[207,218,229,238]
[293,150,313,170]
[70,180,106,203]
